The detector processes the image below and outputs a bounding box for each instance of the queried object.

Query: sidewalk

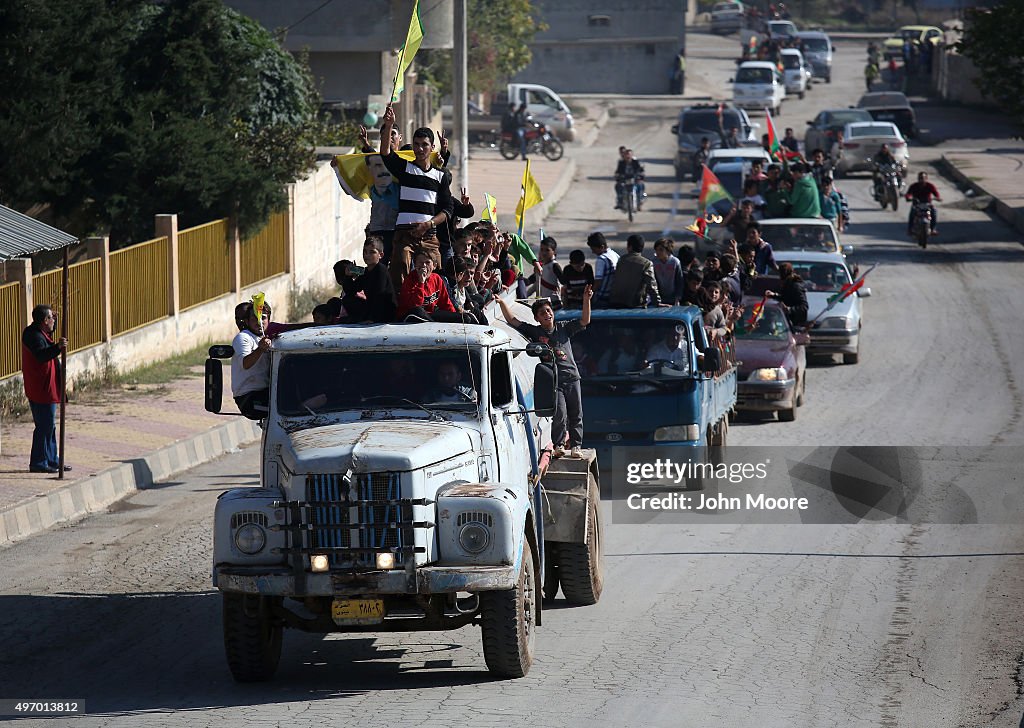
[0,107,607,548]
[939,147,1024,238]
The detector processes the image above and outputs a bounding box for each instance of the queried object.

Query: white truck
[443,83,577,143]
[204,294,602,680]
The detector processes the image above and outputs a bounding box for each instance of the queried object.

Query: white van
[780,48,811,99]
[731,61,786,115]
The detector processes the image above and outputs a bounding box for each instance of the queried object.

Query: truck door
[490,350,531,484]
[692,320,713,443]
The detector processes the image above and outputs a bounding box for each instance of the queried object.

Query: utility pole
[453,0,469,192]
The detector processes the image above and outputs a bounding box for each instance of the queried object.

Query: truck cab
[206,297,602,681]
[555,307,737,465]
[507,83,576,142]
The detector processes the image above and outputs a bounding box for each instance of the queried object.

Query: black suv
[670,104,757,181]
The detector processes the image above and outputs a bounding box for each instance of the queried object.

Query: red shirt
[906,181,940,203]
[22,324,61,404]
[397,272,456,318]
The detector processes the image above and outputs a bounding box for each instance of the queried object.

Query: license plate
[331,598,385,625]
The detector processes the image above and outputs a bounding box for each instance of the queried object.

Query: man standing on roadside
[22,305,69,474]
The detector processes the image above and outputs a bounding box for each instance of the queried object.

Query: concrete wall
[310,52,384,104]
[931,47,994,108]
[514,0,686,94]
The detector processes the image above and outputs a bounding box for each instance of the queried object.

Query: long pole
[453,0,469,192]
[58,247,68,479]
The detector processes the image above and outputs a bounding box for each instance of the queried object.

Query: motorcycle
[616,175,642,222]
[872,163,902,211]
[499,122,564,161]
[911,201,932,248]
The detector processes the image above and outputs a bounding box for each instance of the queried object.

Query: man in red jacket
[22,305,69,474]
[397,251,475,323]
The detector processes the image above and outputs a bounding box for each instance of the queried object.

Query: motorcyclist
[615,148,646,211]
[513,102,532,160]
[871,144,899,199]
[905,171,942,236]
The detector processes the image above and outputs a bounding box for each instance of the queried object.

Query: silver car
[773,251,871,364]
[795,31,834,82]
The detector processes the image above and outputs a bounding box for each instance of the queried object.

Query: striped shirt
[382,151,454,226]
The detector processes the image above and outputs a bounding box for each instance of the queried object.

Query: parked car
[883,25,943,59]
[671,103,759,181]
[735,299,808,421]
[758,218,849,256]
[731,61,787,115]
[780,48,811,99]
[768,20,798,40]
[837,121,908,175]
[795,30,834,82]
[772,251,870,364]
[706,147,773,170]
[711,1,746,34]
[804,108,873,154]
[857,91,917,139]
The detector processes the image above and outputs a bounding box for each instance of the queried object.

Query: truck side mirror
[525,342,548,357]
[699,347,722,374]
[209,344,234,359]
[205,358,224,413]
[533,363,557,418]
[670,124,679,135]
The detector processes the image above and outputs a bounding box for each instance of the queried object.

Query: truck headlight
[459,522,491,554]
[234,523,266,554]
[654,424,700,442]
[750,367,787,381]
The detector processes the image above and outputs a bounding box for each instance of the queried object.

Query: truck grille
[305,472,410,567]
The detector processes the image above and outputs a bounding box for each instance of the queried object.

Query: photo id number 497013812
[0,701,84,716]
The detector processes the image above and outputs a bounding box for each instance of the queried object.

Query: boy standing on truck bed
[497,286,592,458]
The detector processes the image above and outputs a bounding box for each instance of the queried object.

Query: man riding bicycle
[615,148,646,211]
[905,171,941,236]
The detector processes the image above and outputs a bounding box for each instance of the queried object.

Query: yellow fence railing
[179,219,232,310]
[0,281,24,380]
[110,236,169,336]
[241,211,288,287]
[32,259,103,354]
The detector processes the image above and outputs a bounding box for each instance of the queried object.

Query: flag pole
[58,247,68,480]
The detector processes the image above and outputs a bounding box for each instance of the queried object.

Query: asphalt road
[2,30,1023,728]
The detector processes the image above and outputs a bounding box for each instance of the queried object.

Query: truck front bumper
[215,564,517,597]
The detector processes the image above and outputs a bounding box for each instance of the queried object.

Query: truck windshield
[569,319,694,379]
[276,350,483,416]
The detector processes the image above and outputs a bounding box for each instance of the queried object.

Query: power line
[275,0,337,39]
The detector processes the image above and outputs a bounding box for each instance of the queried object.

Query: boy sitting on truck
[497,285,593,458]
[231,300,273,420]
[398,251,476,324]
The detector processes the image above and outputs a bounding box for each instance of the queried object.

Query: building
[512,0,689,95]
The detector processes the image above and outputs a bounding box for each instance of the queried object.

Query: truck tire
[480,536,536,678]
[558,475,603,606]
[223,593,282,682]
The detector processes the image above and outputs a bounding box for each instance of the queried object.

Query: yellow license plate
[331,598,385,625]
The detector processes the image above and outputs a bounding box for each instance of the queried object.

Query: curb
[937,154,1024,237]
[0,417,260,548]
[581,108,611,148]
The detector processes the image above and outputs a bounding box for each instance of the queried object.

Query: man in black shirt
[336,236,397,322]
[497,286,592,458]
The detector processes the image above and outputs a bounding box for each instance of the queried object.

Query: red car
[734,298,808,421]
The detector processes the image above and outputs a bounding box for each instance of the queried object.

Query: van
[795,30,834,83]
[710,1,745,34]
[731,61,786,115]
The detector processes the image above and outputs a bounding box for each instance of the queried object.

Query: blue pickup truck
[555,306,738,463]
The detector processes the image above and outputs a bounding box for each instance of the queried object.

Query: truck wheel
[558,475,604,606]
[223,593,282,682]
[480,536,536,678]
[542,543,560,602]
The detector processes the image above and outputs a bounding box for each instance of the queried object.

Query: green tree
[418,0,546,98]
[956,5,1024,132]
[0,0,320,243]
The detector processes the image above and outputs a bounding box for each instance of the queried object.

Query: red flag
[745,295,767,329]
[698,164,733,214]
[764,110,781,160]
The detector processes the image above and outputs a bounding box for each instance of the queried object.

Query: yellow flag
[482,193,498,226]
[514,160,543,236]
[332,149,441,201]
[391,0,424,102]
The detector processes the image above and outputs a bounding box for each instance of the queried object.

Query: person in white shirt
[231,301,273,419]
[645,327,691,373]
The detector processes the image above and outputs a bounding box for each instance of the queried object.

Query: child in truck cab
[231,300,273,420]
[497,286,593,458]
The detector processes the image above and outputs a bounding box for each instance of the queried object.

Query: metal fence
[0,281,23,380]
[179,219,232,310]
[32,259,103,354]
[110,236,169,336]
[241,211,288,287]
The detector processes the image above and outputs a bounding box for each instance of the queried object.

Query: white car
[706,147,773,170]
[780,48,811,99]
[710,1,746,34]
[773,251,870,364]
[837,121,908,175]
[758,218,851,256]
[731,61,786,115]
